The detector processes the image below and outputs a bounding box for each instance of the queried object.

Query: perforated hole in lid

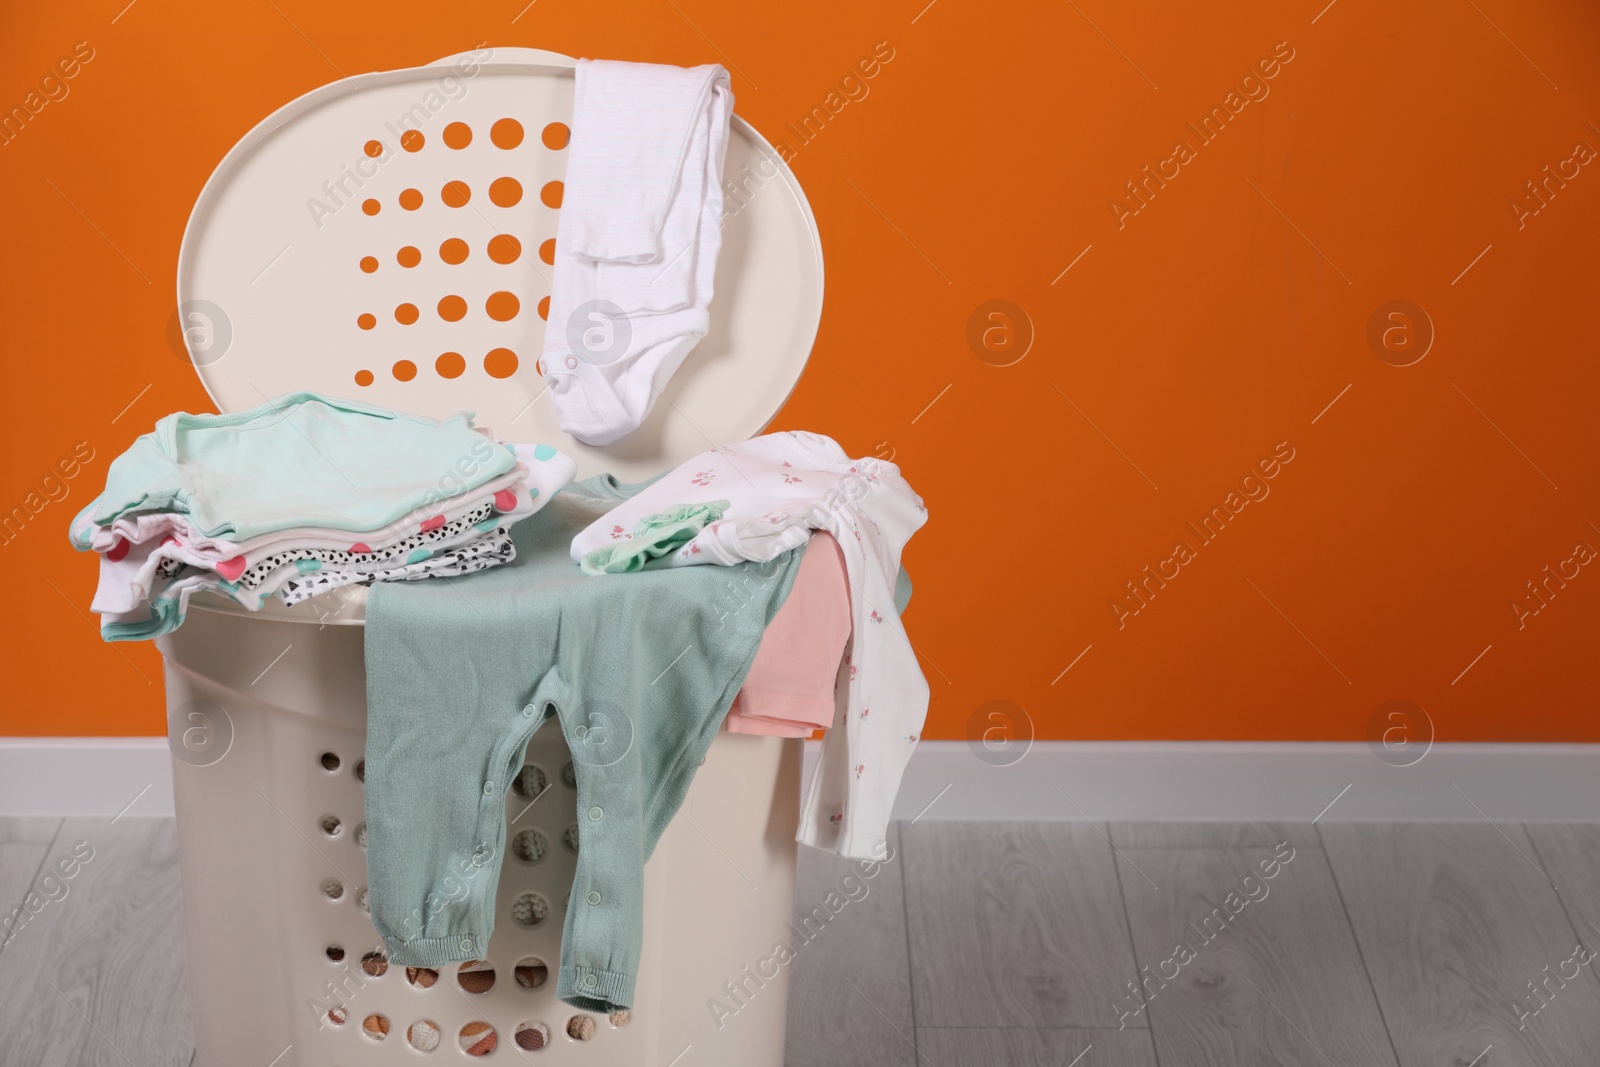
[567,1015,595,1041]
[406,966,439,989]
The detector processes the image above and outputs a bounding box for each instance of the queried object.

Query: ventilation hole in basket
[511,892,549,928]
[393,360,418,383]
[363,139,384,158]
[400,129,424,153]
[406,966,439,989]
[488,234,521,265]
[490,177,523,208]
[436,352,466,379]
[322,878,344,900]
[320,815,342,837]
[540,181,564,209]
[325,943,345,963]
[444,121,472,149]
[564,889,571,911]
[399,188,423,210]
[563,824,581,853]
[457,960,496,994]
[514,957,549,990]
[511,828,548,864]
[511,763,548,799]
[438,295,467,322]
[539,238,556,265]
[397,245,422,268]
[359,255,378,274]
[460,1021,498,1056]
[609,1009,630,1028]
[407,1019,441,1052]
[567,1015,596,1041]
[484,348,519,379]
[355,822,368,849]
[357,313,376,331]
[440,238,469,264]
[538,296,550,321]
[542,122,569,150]
[514,1020,550,1051]
[491,118,524,149]
[562,761,577,788]
[395,303,420,326]
[356,886,370,913]
[355,759,365,783]
[362,1013,391,1041]
[486,291,520,323]
[354,370,374,387]
[361,950,388,978]
[361,199,380,216]
[327,1005,348,1026]
[442,180,472,208]
[320,752,341,771]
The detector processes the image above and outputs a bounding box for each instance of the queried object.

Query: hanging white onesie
[569,431,928,862]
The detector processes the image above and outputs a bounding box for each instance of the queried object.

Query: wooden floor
[3,818,1598,1066]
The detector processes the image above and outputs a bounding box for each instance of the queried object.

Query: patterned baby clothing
[569,431,929,862]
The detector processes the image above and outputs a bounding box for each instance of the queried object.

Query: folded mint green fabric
[363,475,803,1013]
[579,499,730,574]
[92,391,514,539]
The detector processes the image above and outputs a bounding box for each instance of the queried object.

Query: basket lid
[175,47,823,481]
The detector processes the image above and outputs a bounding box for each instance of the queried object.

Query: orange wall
[2,0,1596,742]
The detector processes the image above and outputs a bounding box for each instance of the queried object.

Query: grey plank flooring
[917,1026,1158,1066]
[784,822,916,1067]
[1526,823,1600,945]
[1321,822,1600,1067]
[8,815,1600,1067]
[1116,840,1399,1065]
[0,817,192,1067]
[1110,820,1319,848]
[902,821,1138,1028]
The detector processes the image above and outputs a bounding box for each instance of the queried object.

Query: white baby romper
[570,431,928,861]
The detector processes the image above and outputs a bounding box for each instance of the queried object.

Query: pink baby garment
[726,533,852,737]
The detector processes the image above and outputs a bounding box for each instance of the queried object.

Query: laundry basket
[155,46,824,1067]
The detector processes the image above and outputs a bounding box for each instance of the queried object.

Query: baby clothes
[88,392,516,539]
[539,61,733,446]
[72,396,578,640]
[569,432,929,862]
[279,529,518,605]
[85,471,525,614]
[724,533,852,738]
[362,475,806,1013]
[579,499,729,574]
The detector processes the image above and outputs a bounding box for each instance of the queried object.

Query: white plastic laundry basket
[154,46,824,1067]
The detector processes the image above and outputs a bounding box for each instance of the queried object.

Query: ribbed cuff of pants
[557,965,636,1014]
[385,931,488,968]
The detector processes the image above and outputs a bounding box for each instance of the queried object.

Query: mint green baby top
[91,391,515,539]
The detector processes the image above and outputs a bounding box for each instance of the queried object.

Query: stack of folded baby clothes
[69,391,575,641]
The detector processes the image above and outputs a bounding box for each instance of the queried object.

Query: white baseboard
[4,738,1599,822]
